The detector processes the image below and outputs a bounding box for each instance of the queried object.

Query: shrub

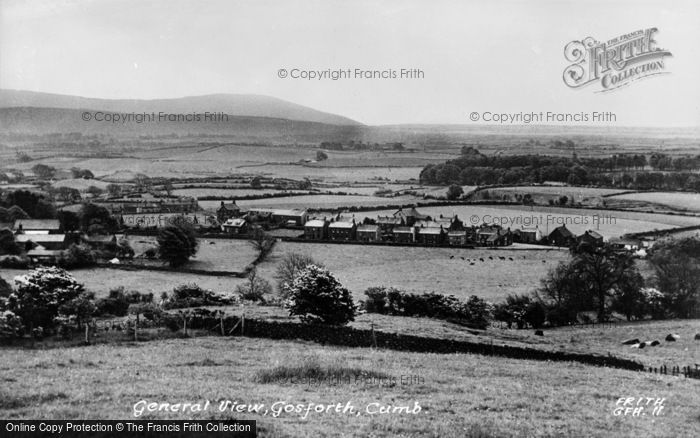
[8,267,85,333]
[95,288,131,317]
[275,252,322,299]
[286,265,356,325]
[58,244,97,269]
[163,283,233,309]
[236,269,272,303]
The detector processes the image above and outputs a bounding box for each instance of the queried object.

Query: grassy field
[486,186,628,206]
[607,192,700,213]
[199,195,421,212]
[255,241,570,301]
[1,335,698,437]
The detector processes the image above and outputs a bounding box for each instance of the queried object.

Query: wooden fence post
[241,313,245,336]
[220,314,225,336]
[84,324,89,345]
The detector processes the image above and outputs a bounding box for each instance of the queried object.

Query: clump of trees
[236,268,272,302]
[157,222,198,267]
[362,287,493,329]
[649,237,700,318]
[419,147,700,191]
[286,265,356,325]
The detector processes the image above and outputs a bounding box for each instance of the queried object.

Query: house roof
[394,207,429,220]
[393,226,414,233]
[26,249,63,257]
[550,225,575,238]
[448,230,467,236]
[357,224,379,232]
[376,216,403,224]
[13,219,61,231]
[223,218,246,227]
[304,219,327,228]
[418,227,443,235]
[271,209,307,217]
[581,230,603,239]
[329,221,355,229]
[487,230,509,242]
[15,234,67,243]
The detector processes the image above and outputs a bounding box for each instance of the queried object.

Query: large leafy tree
[569,243,642,322]
[286,265,355,325]
[8,267,85,333]
[157,222,198,267]
[649,237,700,318]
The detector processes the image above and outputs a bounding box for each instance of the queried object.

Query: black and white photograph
[0,0,699,437]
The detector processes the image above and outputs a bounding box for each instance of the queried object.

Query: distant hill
[0,89,361,126]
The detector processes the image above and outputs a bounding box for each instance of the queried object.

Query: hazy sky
[1,0,699,127]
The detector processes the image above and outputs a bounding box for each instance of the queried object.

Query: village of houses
[1,193,649,264]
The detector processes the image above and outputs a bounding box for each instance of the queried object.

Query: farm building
[13,219,61,235]
[356,224,380,242]
[249,208,308,226]
[394,207,430,226]
[577,230,604,247]
[609,236,642,251]
[477,226,502,245]
[15,233,68,251]
[393,226,416,243]
[485,229,512,247]
[221,218,248,235]
[447,230,469,246]
[546,225,576,247]
[328,220,357,241]
[217,201,242,222]
[97,196,199,214]
[376,216,404,239]
[304,219,329,240]
[416,226,445,245]
[512,226,542,244]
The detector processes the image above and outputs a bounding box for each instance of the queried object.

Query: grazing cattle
[630,343,640,349]
[469,262,475,265]
[479,258,484,262]
[508,257,513,261]
[498,256,505,260]
[460,257,465,260]
[665,333,680,342]
[694,333,700,340]
[622,338,640,345]
[489,256,493,260]
[450,255,454,259]
[534,330,544,336]
[638,342,646,349]
[650,340,661,346]
[542,260,546,263]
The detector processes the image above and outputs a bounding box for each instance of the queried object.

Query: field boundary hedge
[183,315,644,371]
[95,263,249,277]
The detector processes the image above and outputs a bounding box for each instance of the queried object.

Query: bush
[275,253,322,299]
[286,265,356,325]
[236,269,272,302]
[7,267,85,333]
[58,244,97,269]
[94,287,152,317]
[0,256,30,269]
[163,283,233,309]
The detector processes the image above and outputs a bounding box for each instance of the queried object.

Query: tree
[446,184,464,200]
[250,176,263,189]
[57,210,80,232]
[54,187,81,203]
[316,150,328,161]
[569,244,641,322]
[163,181,174,196]
[31,164,56,179]
[106,184,122,198]
[249,228,275,263]
[286,265,356,325]
[8,267,85,334]
[235,268,272,302]
[157,222,198,267]
[0,229,20,255]
[59,291,97,329]
[79,203,118,234]
[275,252,322,298]
[86,186,104,198]
[649,237,700,318]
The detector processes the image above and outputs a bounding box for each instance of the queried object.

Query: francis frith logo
[563,28,672,92]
